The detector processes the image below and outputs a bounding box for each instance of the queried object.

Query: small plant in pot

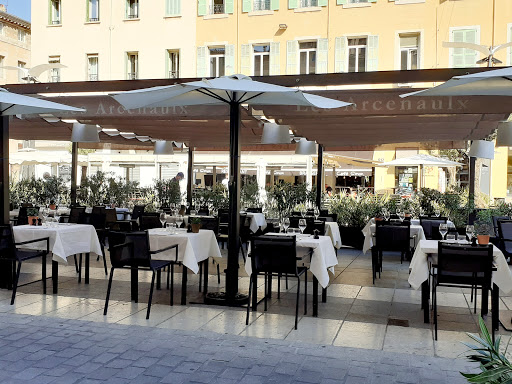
[27,207,39,226]
[190,217,202,233]
[474,221,493,245]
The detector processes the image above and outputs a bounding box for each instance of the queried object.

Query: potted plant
[475,221,492,245]
[190,217,201,233]
[27,207,39,225]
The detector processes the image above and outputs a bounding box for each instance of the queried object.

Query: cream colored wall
[0,21,30,84]
[373,149,394,193]
[491,144,508,199]
[31,0,197,81]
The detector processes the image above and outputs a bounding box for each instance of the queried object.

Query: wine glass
[41,208,49,225]
[159,212,167,228]
[434,208,441,217]
[314,207,320,220]
[176,214,183,229]
[300,207,306,218]
[466,225,475,243]
[283,217,290,233]
[396,209,402,221]
[398,210,405,222]
[383,209,390,221]
[54,212,60,225]
[439,223,448,240]
[299,219,307,234]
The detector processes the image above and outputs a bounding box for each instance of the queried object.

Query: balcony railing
[209,4,225,14]
[168,70,179,79]
[253,0,270,11]
[51,19,61,25]
[88,17,99,22]
[128,72,138,80]
[126,12,139,18]
[89,74,98,81]
[300,0,318,7]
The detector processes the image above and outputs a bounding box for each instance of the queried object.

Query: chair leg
[246,275,253,325]
[304,271,308,315]
[217,263,220,284]
[74,254,79,273]
[434,282,438,341]
[10,261,21,305]
[264,272,268,312]
[474,287,477,314]
[103,268,115,315]
[199,262,202,292]
[147,270,156,319]
[169,265,174,307]
[295,276,301,330]
[42,254,47,295]
[286,274,288,290]
[78,254,82,283]
[277,273,281,299]
[102,247,108,276]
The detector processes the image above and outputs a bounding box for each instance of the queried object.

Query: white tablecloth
[324,222,342,249]
[245,212,267,233]
[13,224,103,264]
[245,234,338,288]
[408,239,512,294]
[148,228,221,274]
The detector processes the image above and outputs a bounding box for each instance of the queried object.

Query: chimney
[0,4,6,13]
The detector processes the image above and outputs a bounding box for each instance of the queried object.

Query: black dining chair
[419,216,448,240]
[105,231,179,319]
[493,215,509,238]
[68,206,86,224]
[0,224,50,305]
[217,214,249,262]
[433,242,495,341]
[246,207,262,213]
[198,216,221,287]
[197,206,209,216]
[246,235,308,330]
[497,220,512,263]
[129,205,146,230]
[105,208,132,232]
[139,213,162,231]
[78,212,108,276]
[289,217,325,235]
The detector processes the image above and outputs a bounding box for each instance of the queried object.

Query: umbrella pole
[316,145,323,208]
[70,142,78,206]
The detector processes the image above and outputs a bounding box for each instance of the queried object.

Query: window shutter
[289,0,298,9]
[198,0,207,16]
[197,46,207,77]
[270,42,280,75]
[318,0,328,6]
[334,36,347,73]
[167,0,181,15]
[241,44,251,75]
[336,0,347,4]
[48,0,52,24]
[271,0,280,10]
[452,28,478,68]
[316,38,328,74]
[86,0,89,21]
[286,40,298,75]
[367,35,379,72]
[225,0,234,14]
[225,44,235,75]
[242,0,251,12]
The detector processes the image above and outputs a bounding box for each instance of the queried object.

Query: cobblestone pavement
[0,311,477,384]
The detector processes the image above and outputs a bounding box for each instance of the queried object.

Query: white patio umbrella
[379,154,462,190]
[112,74,352,306]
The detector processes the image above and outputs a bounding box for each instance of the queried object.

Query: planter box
[339,225,365,250]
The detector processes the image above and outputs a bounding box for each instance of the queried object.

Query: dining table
[242,212,267,233]
[324,222,342,249]
[245,233,338,316]
[409,239,512,323]
[13,223,103,292]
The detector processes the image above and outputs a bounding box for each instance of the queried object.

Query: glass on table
[446,234,456,242]
[159,212,167,228]
[314,207,320,220]
[299,219,307,234]
[434,208,441,217]
[439,223,448,240]
[466,225,475,243]
[166,222,177,234]
[286,228,294,235]
[176,215,184,229]
[283,217,290,233]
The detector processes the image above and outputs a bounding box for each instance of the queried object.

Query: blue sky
[7,0,30,22]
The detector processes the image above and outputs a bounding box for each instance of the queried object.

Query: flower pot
[191,223,201,233]
[477,235,490,245]
[28,216,38,226]
[49,204,56,210]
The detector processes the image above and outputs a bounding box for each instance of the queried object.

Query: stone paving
[0,311,477,384]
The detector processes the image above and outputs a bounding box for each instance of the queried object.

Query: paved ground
[0,311,476,384]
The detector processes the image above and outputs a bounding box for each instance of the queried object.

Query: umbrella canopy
[0,88,84,115]
[379,154,462,167]
[112,74,351,109]
[400,67,512,98]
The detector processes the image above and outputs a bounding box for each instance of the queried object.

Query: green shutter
[197,46,207,77]
[225,44,235,75]
[286,40,298,75]
[367,35,379,72]
[316,38,328,74]
[225,0,234,14]
[334,36,347,73]
[86,0,89,21]
[452,29,477,68]
[167,0,181,15]
[336,0,347,4]
[241,44,251,75]
[289,0,298,9]
[198,0,207,16]
[318,0,328,6]
[270,0,280,10]
[242,0,251,12]
[48,0,51,24]
[270,42,280,75]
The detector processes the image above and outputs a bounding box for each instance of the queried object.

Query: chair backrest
[320,209,329,217]
[107,231,151,268]
[197,206,209,216]
[497,220,512,253]
[131,205,146,220]
[251,235,298,275]
[317,216,333,223]
[68,206,86,224]
[437,242,493,287]
[78,212,106,229]
[105,208,118,225]
[140,214,162,230]
[0,224,16,260]
[419,216,448,240]
[92,206,106,215]
[493,216,509,237]
[200,217,219,234]
[375,221,411,251]
[246,207,262,213]
[289,216,324,235]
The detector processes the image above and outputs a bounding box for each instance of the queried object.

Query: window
[348,38,367,72]
[451,28,478,68]
[127,52,138,79]
[209,47,225,77]
[400,34,419,70]
[253,0,270,10]
[48,56,61,82]
[87,54,98,81]
[209,0,225,14]
[253,45,270,76]
[126,0,139,18]
[88,0,100,21]
[299,42,316,75]
[300,0,318,7]
[167,50,180,78]
[0,23,4,36]
[18,29,26,42]
[18,61,26,83]
[0,56,4,77]
[50,0,61,24]
[166,0,181,15]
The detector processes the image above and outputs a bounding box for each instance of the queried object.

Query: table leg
[322,287,327,303]
[156,270,161,290]
[52,261,58,294]
[492,283,499,332]
[131,266,138,302]
[313,276,319,317]
[252,274,258,311]
[267,272,272,299]
[203,259,209,295]
[181,264,187,305]
[482,286,489,316]
[422,280,429,323]
[85,253,90,284]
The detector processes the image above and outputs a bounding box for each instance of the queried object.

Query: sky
[6,0,30,22]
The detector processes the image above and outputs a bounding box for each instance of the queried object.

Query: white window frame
[87,54,98,81]
[48,56,61,82]
[347,37,367,73]
[394,30,423,71]
[0,56,5,78]
[167,49,180,79]
[209,46,225,77]
[126,0,139,18]
[88,0,100,22]
[126,52,138,80]
[18,29,26,42]
[18,61,26,83]
[298,41,317,75]
[448,25,481,68]
[253,44,270,76]
[50,0,61,24]
[0,23,4,36]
